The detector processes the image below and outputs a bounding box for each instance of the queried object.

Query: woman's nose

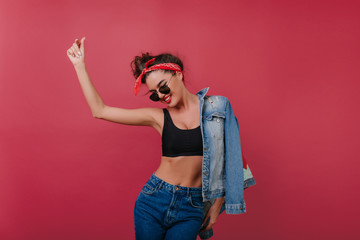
[157,91,166,99]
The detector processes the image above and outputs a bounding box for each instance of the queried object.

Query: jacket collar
[196,87,210,99]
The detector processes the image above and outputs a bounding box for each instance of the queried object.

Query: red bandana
[134,58,182,96]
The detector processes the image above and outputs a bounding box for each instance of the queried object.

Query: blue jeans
[134,172,206,240]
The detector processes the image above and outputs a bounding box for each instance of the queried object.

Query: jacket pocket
[204,112,225,140]
[203,112,226,120]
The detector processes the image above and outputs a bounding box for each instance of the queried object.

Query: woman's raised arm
[66,37,160,128]
[95,106,161,127]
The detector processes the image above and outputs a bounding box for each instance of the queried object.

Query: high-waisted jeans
[134,172,206,240]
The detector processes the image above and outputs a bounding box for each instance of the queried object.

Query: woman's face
[145,70,182,106]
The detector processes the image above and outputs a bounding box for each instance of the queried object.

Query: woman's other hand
[66,37,85,67]
[200,197,224,233]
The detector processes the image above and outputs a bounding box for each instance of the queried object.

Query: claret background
[0,0,359,239]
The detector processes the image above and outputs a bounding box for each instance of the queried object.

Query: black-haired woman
[67,37,256,240]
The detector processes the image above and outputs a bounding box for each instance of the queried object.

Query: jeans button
[175,187,179,190]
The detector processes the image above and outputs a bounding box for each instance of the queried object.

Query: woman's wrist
[74,62,86,70]
[213,196,225,206]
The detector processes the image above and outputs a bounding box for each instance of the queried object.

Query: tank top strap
[162,108,175,129]
[163,108,169,119]
[162,108,169,125]
[163,108,170,120]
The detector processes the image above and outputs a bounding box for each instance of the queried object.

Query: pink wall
[1,0,359,239]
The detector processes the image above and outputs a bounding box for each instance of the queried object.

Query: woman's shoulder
[197,87,229,103]
[203,95,228,113]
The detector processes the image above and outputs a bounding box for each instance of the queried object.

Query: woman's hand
[200,197,224,233]
[66,37,85,67]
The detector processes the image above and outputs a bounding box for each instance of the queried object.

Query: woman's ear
[176,71,183,80]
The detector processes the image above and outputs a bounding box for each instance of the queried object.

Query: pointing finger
[80,37,85,52]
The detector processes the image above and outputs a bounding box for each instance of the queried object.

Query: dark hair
[130,52,185,84]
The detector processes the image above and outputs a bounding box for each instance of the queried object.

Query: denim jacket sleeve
[224,97,246,214]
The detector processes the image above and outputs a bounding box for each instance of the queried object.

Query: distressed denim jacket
[196,87,256,239]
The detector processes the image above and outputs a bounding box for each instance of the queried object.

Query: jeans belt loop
[157,180,163,190]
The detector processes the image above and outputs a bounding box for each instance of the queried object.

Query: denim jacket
[196,87,256,239]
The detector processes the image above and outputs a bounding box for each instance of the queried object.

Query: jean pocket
[188,194,205,209]
[141,180,159,196]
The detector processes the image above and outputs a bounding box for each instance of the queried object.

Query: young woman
[66,37,256,240]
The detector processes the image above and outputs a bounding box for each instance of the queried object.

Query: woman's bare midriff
[154,155,203,188]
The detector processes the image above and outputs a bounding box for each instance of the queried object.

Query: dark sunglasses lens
[159,85,170,94]
[150,92,159,101]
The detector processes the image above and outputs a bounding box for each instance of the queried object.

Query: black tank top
[162,108,203,157]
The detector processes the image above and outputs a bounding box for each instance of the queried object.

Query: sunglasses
[149,72,175,102]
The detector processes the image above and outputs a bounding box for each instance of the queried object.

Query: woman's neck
[173,88,198,112]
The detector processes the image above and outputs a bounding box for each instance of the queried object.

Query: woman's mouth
[163,95,172,103]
